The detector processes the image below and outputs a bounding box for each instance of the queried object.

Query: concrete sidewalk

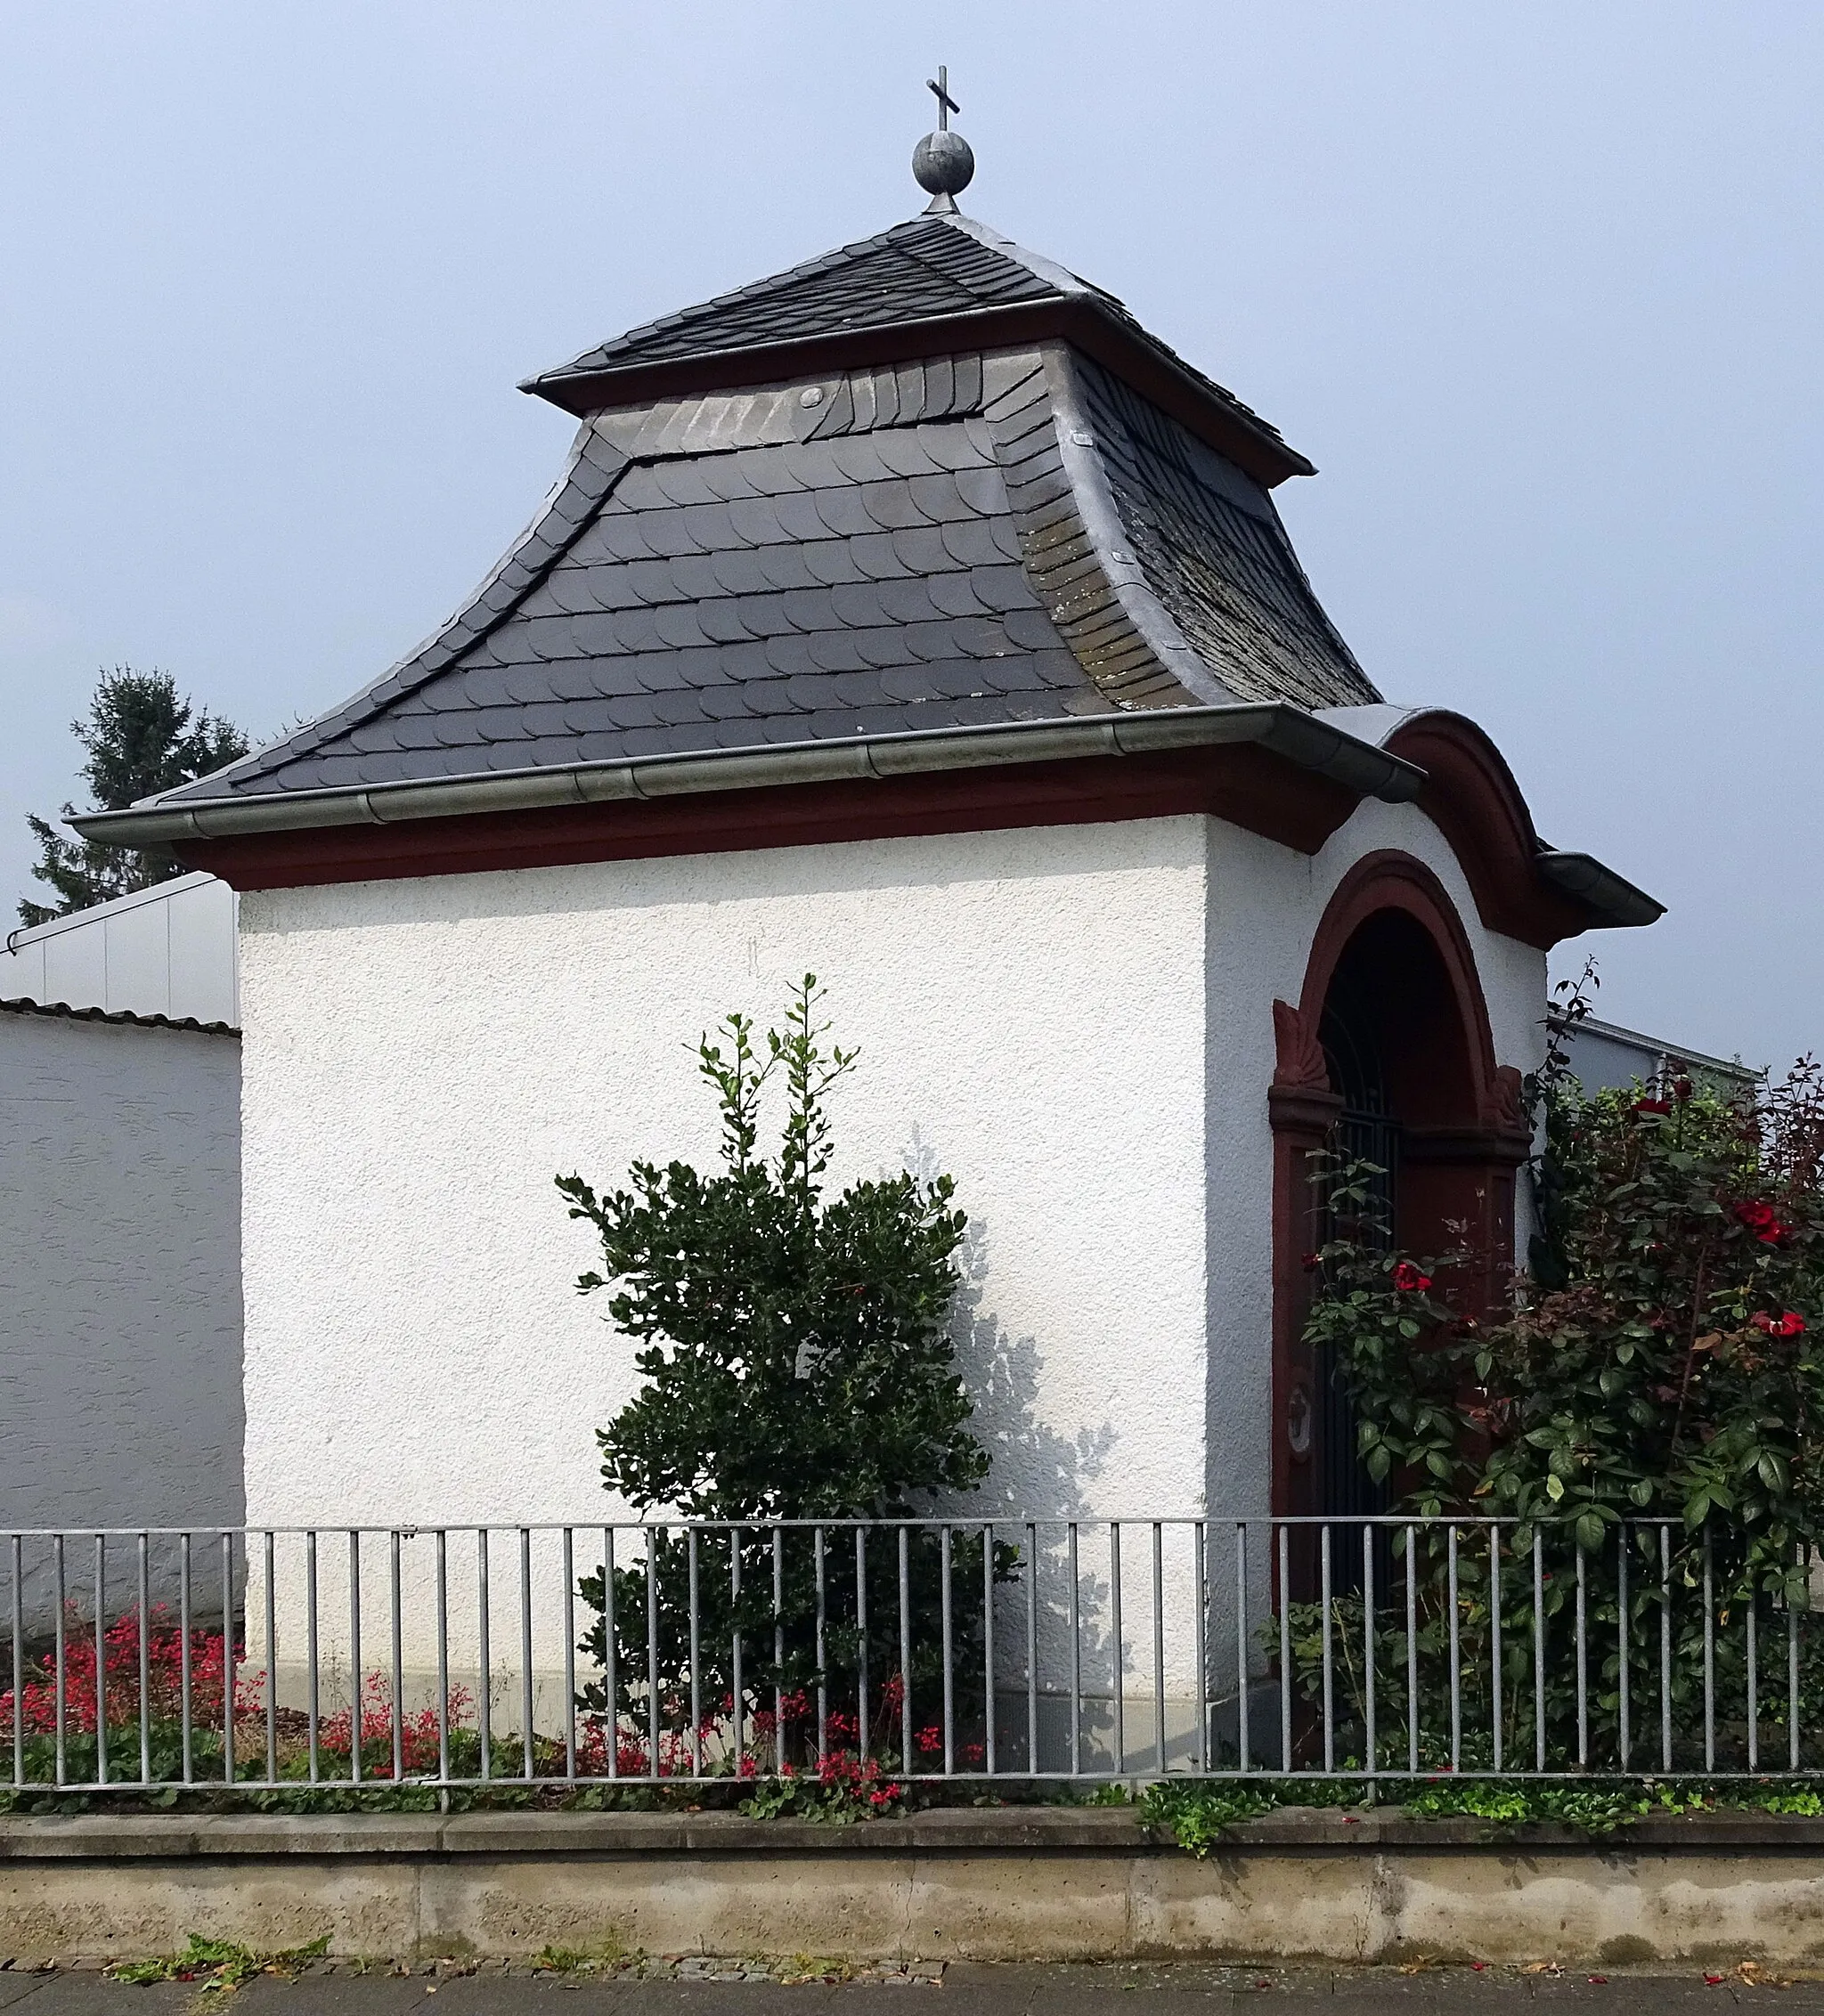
[1,1964,1819,2012]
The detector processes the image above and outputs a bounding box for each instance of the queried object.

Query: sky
[2,3,1818,1069]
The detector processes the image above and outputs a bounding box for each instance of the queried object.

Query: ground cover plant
[1139,1774,1824,1852]
[1295,976,1824,1771]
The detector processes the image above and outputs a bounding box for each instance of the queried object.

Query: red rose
[1737,1200,1779,1231]
[1633,1097,1672,1116]
[1752,1312,1806,1338]
[1673,1076,1694,1101]
[1392,1260,1433,1293]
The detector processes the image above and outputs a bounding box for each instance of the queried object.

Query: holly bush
[557,977,1001,1768]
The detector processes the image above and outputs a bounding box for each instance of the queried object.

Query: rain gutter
[69,703,1421,850]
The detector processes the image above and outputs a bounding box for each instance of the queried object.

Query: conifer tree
[19,669,248,925]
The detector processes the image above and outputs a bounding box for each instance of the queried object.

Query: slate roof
[533,215,1074,378]
[127,210,1384,816]
[521,214,1302,480]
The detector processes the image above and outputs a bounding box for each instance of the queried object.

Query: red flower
[1300,1251,1321,1272]
[1673,1076,1694,1102]
[1733,1199,1794,1245]
[1391,1261,1433,1293]
[1752,1311,1807,1338]
[1633,1097,1672,1117]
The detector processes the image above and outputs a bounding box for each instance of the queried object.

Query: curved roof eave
[1315,703,1665,940]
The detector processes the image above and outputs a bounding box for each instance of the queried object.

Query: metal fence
[2,1516,1817,1792]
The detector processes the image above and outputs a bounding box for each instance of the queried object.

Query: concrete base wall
[7,1809,1824,1967]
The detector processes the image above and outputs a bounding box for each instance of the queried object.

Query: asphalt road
[1,1966,1819,2013]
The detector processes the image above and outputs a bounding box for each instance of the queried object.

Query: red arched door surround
[1268,850,1529,1519]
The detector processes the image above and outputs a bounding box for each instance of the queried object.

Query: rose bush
[1299,985,1824,1768]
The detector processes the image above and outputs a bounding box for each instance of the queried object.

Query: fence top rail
[0,1514,1714,1538]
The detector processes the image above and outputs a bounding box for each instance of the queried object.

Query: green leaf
[1545,1474,1565,1502]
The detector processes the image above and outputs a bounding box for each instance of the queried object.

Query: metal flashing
[73,704,1422,849]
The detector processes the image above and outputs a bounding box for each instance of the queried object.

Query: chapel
[84,105,1660,1534]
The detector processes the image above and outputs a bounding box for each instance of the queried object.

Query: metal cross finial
[926,66,959,132]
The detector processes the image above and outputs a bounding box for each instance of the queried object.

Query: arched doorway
[1268,853,1530,1523]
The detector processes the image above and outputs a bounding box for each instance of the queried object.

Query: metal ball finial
[914,65,973,212]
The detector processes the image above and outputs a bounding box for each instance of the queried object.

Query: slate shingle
[151,214,1380,811]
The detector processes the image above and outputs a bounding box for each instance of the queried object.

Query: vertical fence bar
[1574,1540,1588,1771]
[305,1529,321,1784]
[1703,1523,1716,1775]
[688,1529,702,1780]
[436,1531,450,1785]
[1151,1524,1165,1777]
[53,1533,67,1786]
[1533,1530,1546,1774]
[177,1532,191,1785]
[983,1522,997,1777]
[729,1527,742,1769]
[1490,1524,1503,1776]
[1024,1523,1038,1776]
[898,1526,911,1772]
[1362,1525,1376,1779]
[940,1524,954,1776]
[264,1531,278,1786]
[1069,1522,1081,1777]
[1320,1524,1334,1775]
[389,1531,405,1784]
[90,1536,107,1789]
[90,1535,107,1789]
[347,1530,362,1784]
[476,1528,491,1783]
[220,1532,235,1786]
[1234,1523,1249,1774]
[771,1526,785,1777]
[1616,1530,1630,1771]
[521,1527,536,1783]
[1195,1523,1211,1776]
[1792,1541,1804,1774]
[9,1535,21,1789]
[648,1528,662,1780]
[1446,1525,1461,1774]
[1278,1524,1292,1776]
[1405,1524,1419,1774]
[563,1527,577,1784]
[1111,1522,1126,1776]
[815,1526,828,1768]
[856,1528,870,1764]
[135,1534,151,1786]
[1659,1524,1673,1775]
[604,1527,616,1778]
[1747,1583,1760,1773]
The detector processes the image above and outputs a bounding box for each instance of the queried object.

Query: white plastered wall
[235,801,1544,1737]
[239,817,1214,1537]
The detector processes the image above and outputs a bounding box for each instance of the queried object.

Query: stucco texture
[236,801,1543,1537]
[0,1012,244,1545]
